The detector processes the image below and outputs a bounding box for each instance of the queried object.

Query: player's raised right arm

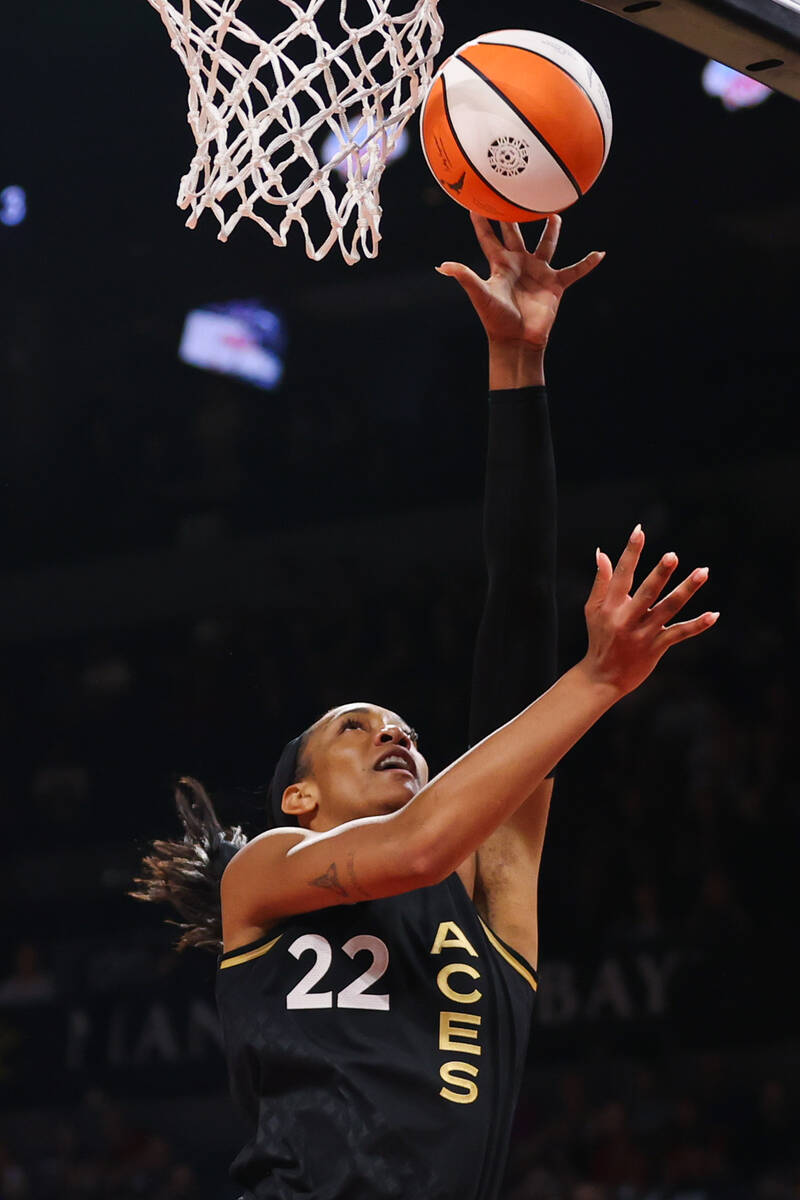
[222,526,717,926]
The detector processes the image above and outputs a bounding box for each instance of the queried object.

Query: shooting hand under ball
[437,212,604,388]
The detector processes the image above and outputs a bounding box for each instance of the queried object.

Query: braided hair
[129,730,313,954]
[129,777,248,953]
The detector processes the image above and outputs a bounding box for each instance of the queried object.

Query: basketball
[420,30,612,222]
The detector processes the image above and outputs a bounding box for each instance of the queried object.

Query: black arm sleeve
[468,386,558,753]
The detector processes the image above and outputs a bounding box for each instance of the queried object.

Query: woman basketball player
[132,215,717,1199]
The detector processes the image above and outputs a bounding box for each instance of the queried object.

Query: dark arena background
[2,1,799,1197]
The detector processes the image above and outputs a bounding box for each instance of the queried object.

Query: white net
[148,0,444,264]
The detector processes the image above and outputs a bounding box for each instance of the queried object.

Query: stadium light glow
[0,185,27,227]
[702,60,773,110]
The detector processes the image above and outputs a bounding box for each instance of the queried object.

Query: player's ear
[282,781,318,820]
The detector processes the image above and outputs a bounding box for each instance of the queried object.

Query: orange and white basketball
[420,30,612,221]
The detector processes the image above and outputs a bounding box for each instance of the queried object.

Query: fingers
[585,546,614,611]
[436,260,489,309]
[596,523,719,641]
[648,566,710,628]
[659,610,720,648]
[533,213,561,262]
[629,551,679,618]
[470,212,503,266]
[606,524,645,604]
[500,221,526,253]
[528,211,606,282]
[558,250,606,289]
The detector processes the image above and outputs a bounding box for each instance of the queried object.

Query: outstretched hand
[581,525,719,698]
[437,211,604,350]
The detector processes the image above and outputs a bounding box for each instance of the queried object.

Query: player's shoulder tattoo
[310,862,348,897]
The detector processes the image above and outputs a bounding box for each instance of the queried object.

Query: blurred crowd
[0,1090,210,1200]
[2,1054,799,1199]
[504,1054,800,1200]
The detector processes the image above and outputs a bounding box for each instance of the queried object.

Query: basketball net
[148,0,444,264]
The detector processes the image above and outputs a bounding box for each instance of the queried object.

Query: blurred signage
[0,994,228,1105]
[179,299,286,391]
[0,947,714,1104]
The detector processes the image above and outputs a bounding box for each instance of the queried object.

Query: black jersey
[216,872,537,1200]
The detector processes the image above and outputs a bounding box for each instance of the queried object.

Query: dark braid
[129,777,248,954]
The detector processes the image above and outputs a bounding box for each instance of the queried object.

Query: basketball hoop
[148,0,444,264]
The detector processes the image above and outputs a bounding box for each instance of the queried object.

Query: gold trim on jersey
[219,933,283,970]
[478,918,537,994]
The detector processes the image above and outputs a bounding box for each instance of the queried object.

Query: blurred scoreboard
[581,0,800,98]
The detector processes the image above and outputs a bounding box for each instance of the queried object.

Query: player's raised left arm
[440,213,604,966]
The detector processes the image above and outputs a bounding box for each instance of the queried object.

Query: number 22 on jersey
[286,934,390,1010]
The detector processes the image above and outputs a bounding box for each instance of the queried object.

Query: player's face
[294,702,429,831]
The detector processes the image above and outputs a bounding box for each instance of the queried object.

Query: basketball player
[132,214,717,1199]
